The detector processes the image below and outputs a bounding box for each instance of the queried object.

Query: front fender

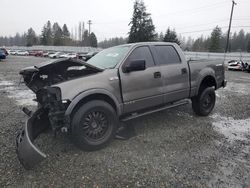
[65,89,122,121]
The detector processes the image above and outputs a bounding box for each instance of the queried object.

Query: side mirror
[123,60,146,73]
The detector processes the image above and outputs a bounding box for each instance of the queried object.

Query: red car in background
[34,51,44,57]
[28,50,44,57]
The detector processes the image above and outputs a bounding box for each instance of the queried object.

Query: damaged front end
[16,59,103,169]
[16,86,69,169]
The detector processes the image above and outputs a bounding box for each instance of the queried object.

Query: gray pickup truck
[16,42,227,169]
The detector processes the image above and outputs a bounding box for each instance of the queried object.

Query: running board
[121,99,190,122]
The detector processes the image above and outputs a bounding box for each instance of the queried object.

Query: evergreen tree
[52,22,63,46]
[89,32,98,47]
[247,41,250,53]
[128,0,156,43]
[163,28,180,45]
[82,30,89,46]
[209,26,222,52]
[40,21,53,45]
[62,24,71,45]
[158,32,164,41]
[26,28,37,46]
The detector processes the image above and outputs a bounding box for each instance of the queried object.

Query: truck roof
[119,42,178,48]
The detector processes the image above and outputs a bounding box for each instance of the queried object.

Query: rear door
[152,45,190,103]
[119,46,164,113]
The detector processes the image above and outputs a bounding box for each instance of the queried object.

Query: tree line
[0,21,98,47]
[1,0,250,52]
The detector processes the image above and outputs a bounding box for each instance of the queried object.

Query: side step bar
[121,99,190,122]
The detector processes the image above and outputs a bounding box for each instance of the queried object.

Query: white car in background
[49,52,65,58]
[228,60,244,71]
[9,50,18,55]
[16,50,29,56]
[58,52,78,59]
[58,53,68,58]
[66,53,78,59]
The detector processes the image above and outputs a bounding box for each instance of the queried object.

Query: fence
[184,51,250,62]
[7,45,101,53]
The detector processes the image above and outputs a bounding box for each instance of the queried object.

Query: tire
[192,87,216,116]
[71,100,118,151]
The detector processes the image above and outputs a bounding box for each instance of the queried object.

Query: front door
[119,46,164,113]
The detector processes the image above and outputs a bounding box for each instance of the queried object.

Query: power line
[175,19,229,30]
[156,0,228,17]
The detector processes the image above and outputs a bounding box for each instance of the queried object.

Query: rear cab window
[154,45,181,65]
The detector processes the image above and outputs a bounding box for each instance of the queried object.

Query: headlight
[36,87,61,104]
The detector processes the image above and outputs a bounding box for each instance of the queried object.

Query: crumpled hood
[20,58,103,93]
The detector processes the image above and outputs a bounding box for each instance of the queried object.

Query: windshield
[86,46,131,69]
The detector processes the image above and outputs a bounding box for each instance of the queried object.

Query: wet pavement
[0,56,250,187]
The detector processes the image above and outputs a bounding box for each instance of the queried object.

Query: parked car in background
[61,53,78,59]
[0,48,8,56]
[244,62,250,73]
[0,49,6,60]
[43,51,55,57]
[34,51,44,57]
[49,52,65,58]
[58,53,68,58]
[84,51,98,61]
[28,50,37,56]
[9,50,18,55]
[228,60,244,71]
[16,50,29,56]
[78,52,88,60]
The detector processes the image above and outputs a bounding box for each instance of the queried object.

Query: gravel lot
[0,56,250,187]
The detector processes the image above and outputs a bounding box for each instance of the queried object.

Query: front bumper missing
[16,108,50,169]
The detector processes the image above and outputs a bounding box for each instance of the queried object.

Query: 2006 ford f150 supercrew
[16,42,227,169]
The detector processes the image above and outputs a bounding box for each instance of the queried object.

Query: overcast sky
[1,0,250,41]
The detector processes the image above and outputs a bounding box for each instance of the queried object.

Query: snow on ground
[212,114,250,142]
[0,80,36,106]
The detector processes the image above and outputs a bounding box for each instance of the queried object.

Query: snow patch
[212,114,250,142]
[0,81,14,86]
[0,80,36,106]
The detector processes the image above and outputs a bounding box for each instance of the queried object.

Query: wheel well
[71,93,118,118]
[198,76,217,94]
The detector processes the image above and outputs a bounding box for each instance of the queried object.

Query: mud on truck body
[16,42,227,169]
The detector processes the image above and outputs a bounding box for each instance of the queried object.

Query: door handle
[181,68,187,74]
[154,71,161,78]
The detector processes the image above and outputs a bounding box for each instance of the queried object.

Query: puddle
[0,80,36,106]
[212,114,250,142]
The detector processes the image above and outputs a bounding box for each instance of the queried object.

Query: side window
[127,46,155,67]
[155,46,181,65]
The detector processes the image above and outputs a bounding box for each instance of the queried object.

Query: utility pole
[225,0,237,53]
[87,20,92,35]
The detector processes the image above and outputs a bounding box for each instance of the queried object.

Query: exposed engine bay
[19,58,102,93]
